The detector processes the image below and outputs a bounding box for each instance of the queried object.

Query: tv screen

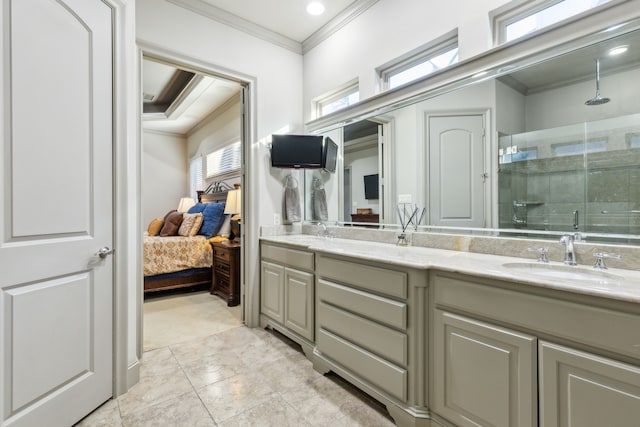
[364,174,379,199]
[271,134,323,169]
[271,134,337,172]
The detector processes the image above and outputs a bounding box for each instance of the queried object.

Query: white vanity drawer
[261,243,314,271]
[318,301,407,366]
[317,255,407,299]
[318,279,407,330]
[317,328,407,401]
[432,271,640,360]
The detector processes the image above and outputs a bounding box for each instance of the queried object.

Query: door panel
[540,341,640,427]
[433,310,537,427]
[429,115,485,227]
[260,261,285,323]
[11,0,94,236]
[9,274,92,410]
[284,268,314,341]
[1,1,114,426]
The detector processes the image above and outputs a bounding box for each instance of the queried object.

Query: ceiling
[196,0,357,42]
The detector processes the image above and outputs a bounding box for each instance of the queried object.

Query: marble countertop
[260,234,640,304]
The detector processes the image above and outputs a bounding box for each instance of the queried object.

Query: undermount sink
[502,262,622,283]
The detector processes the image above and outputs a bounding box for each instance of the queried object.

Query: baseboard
[126,359,140,390]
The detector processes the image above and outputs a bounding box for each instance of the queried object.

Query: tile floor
[76,290,396,426]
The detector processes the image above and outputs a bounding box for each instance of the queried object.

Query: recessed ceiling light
[307,1,325,16]
[609,45,629,56]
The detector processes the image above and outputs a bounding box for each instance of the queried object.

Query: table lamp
[177,197,196,213]
[224,187,241,242]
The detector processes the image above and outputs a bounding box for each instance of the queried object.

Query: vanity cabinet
[260,243,315,344]
[430,270,640,427]
[314,253,429,422]
[539,341,640,427]
[432,310,536,427]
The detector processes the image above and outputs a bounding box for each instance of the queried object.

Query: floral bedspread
[143,235,212,276]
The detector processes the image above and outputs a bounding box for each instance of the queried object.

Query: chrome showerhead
[585,95,610,106]
[585,59,610,106]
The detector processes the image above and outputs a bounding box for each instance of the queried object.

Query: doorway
[140,52,249,351]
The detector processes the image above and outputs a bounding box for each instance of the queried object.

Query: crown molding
[142,127,187,138]
[166,0,380,56]
[166,0,302,54]
[302,0,380,54]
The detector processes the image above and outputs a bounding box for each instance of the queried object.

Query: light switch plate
[398,194,412,203]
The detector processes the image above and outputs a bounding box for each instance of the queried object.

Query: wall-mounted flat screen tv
[364,174,379,200]
[323,137,338,173]
[271,134,337,172]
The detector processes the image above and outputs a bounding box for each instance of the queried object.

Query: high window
[378,31,459,91]
[493,0,613,45]
[314,81,360,118]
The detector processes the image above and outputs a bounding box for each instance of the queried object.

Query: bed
[143,188,230,294]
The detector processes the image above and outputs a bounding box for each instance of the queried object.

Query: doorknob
[96,246,114,259]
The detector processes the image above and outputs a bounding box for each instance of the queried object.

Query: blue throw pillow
[187,203,206,214]
[198,202,226,238]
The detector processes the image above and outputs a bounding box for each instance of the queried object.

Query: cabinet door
[540,341,640,427]
[433,310,537,427]
[260,261,285,324]
[284,268,314,341]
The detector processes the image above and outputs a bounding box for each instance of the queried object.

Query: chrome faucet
[316,222,328,238]
[559,233,578,265]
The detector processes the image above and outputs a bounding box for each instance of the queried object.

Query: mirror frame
[304,14,640,245]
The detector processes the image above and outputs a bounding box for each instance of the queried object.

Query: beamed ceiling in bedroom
[142,58,242,135]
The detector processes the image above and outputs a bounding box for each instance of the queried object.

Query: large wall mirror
[304,21,640,245]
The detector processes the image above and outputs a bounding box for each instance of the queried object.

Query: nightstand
[211,240,241,306]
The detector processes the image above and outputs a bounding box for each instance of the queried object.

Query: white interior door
[1,1,114,426]
[428,115,485,227]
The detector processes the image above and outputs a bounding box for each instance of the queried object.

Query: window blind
[206,141,241,178]
[189,156,203,199]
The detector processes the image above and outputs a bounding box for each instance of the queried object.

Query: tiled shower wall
[499,149,640,235]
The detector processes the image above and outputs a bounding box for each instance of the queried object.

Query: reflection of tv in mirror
[323,137,338,173]
[364,174,378,200]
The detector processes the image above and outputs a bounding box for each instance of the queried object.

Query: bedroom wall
[187,93,242,190]
[142,130,188,227]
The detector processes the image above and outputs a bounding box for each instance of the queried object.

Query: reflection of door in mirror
[343,167,351,221]
[428,114,486,227]
[344,120,381,223]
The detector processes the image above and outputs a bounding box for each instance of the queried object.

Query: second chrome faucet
[559,233,580,265]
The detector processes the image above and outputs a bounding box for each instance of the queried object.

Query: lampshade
[224,189,241,216]
[177,197,196,213]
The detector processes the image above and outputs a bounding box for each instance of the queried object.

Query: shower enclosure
[498,112,640,235]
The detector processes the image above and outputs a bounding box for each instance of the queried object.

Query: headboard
[199,191,228,203]
[198,181,233,203]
